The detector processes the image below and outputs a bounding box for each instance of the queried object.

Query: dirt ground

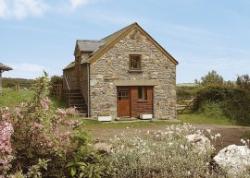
[84,123,250,151]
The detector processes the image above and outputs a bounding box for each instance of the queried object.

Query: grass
[0,88,66,108]
[50,96,66,109]
[0,88,247,127]
[77,114,236,130]
[0,88,34,107]
[179,113,235,125]
[79,119,180,129]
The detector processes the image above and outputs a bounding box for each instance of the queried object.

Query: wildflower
[40,97,51,110]
[240,139,247,145]
[32,122,43,130]
[66,107,78,116]
[56,108,67,118]
[215,133,221,139]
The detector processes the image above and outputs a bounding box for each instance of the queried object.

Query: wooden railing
[51,84,63,99]
[177,98,195,114]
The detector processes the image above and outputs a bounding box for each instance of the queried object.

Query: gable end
[88,23,178,65]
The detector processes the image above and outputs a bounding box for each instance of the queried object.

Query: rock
[93,142,112,154]
[214,144,250,176]
[186,133,212,153]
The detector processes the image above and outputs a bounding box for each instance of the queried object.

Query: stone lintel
[114,80,159,86]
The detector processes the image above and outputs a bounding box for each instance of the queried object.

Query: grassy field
[0,88,33,107]
[179,113,235,125]
[0,88,65,108]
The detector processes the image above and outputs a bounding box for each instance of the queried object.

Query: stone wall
[89,28,177,119]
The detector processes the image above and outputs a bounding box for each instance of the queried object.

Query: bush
[107,124,224,178]
[0,73,106,177]
[236,74,250,90]
[50,75,63,85]
[197,102,226,119]
[177,86,200,104]
[196,70,224,87]
[2,78,34,89]
[193,86,250,124]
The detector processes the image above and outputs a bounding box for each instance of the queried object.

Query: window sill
[128,69,143,73]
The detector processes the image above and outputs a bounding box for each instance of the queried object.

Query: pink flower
[32,122,44,130]
[56,108,67,118]
[40,97,51,110]
[66,107,78,116]
[0,121,14,175]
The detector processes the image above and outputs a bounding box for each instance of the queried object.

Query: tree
[236,74,250,90]
[199,70,224,87]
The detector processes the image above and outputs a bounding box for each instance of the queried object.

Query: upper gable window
[129,54,141,70]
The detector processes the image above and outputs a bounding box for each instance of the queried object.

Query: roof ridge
[101,22,137,41]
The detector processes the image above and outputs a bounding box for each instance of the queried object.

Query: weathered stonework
[90,28,177,119]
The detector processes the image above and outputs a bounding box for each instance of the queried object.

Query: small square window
[118,90,129,100]
[138,87,147,100]
[129,54,141,70]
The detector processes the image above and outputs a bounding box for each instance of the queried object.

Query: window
[138,87,147,100]
[118,89,129,100]
[129,54,141,70]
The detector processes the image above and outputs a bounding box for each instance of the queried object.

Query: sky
[0,0,250,83]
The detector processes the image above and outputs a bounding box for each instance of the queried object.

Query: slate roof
[0,63,12,71]
[63,61,75,70]
[76,40,103,52]
[64,22,178,70]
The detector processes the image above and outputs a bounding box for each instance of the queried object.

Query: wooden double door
[117,86,153,117]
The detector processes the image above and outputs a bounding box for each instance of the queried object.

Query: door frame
[116,86,155,118]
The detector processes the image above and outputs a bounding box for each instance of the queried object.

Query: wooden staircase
[64,89,88,117]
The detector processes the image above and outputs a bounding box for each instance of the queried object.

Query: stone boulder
[186,133,212,153]
[214,144,250,176]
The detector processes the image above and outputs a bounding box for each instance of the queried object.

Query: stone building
[63,22,178,120]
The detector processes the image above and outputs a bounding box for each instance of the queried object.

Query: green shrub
[236,74,250,90]
[2,77,34,89]
[177,86,200,104]
[50,75,63,85]
[66,130,109,178]
[198,102,226,119]
[193,86,250,124]
[1,72,108,178]
[196,70,224,87]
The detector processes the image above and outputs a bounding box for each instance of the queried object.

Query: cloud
[70,0,90,9]
[0,0,48,19]
[3,63,47,79]
[12,63,45,72]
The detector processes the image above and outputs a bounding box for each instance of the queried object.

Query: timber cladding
[130,86,153,118]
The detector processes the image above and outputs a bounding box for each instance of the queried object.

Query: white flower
[240,139,247,145]
[215,133,221,139]
[206,129,211,134]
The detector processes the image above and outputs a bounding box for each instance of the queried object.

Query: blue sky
[1,0,250,83]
